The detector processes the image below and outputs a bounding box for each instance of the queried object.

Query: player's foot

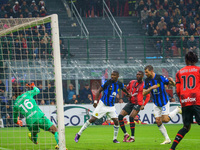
[55,145,68,150]
[177,106,182,114]
[160,139,171,145]
[126,137,135,142]
[123,134,130,142]
[113,139,120,143]
[28,133,38,144]
[74,133,80,143]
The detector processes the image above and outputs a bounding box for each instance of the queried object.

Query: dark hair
[112,70,119,75]
[144,65,153,71]
[185,51,198,64]
[138,71,144,76]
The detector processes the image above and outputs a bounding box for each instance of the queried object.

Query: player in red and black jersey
[170,51,200,150]
[118,71,150,142]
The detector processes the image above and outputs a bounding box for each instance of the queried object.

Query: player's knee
[118,114,124,121]
[129,116,134,122]
[155,118,162,125]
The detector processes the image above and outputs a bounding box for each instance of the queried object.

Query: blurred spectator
[187,36,198,54]
[158,5,166,17]
[1,103,13,127]
[0,6,6,18]
[186,12,195,26]
[155,0,161,10]
[164,37,172,57]
[179,24,185,33]
[154,11,161,26]
[38,0,45,10]
[177,36,188,56]
[5,2,11,13]
[13,1,20,14]
[168,18,176,30]
[35,83,43,104]
[40,6,47,17]
[66,84,76,104]
[163,0,169,10]
[84,94,93,104]
[171,40,179,57]
[30,0,38,12]
[146,11,153,25]
[196,25,200,35]
[179,0,185,12]
[40,99,45,105]
[0,79,5,96]
[148,20,155,36]
[170,26,178,36]
[136,0,145,18]
[79,83,93,103]
[181,6,188,17]
[187,23,196,35]
[70,95,79,104]
[160,24,168,36]
[186,0,194,12]
[44,83,55,105]
[32,5,39,17]
[140,6,148,25]
[164,12,170,24]
[21,1,29,12]
[158,17,167,30]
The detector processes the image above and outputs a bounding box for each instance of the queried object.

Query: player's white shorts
[153,101,170,118]
[92,100,118,119]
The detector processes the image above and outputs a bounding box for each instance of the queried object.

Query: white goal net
[0,15,66,150]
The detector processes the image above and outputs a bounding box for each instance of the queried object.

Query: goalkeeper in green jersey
[13,83,62,150]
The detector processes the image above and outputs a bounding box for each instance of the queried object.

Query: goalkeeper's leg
[28,131,38,144]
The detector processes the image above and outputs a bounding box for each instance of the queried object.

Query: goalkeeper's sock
[78,120,91,135]
[118,114,126,134]
[54,132,59,145]
[113,125,119,140]
[171,127,188,149]
[158,124,170,140]
[32,133,38,143]
[129,117,135,136]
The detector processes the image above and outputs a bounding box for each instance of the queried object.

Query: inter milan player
[170,51,200,150]
[75,71,131,143]
[143,65,182,145]
[118,71,150,142]
[13,83,65,149]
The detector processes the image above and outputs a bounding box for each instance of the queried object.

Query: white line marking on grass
[0,147,11,150]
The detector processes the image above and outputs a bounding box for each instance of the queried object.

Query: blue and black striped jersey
[144,74,169,107]
[101,79,124,106]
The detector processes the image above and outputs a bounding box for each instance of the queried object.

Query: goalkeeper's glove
[26,82,35,89]
[16,117,23,126]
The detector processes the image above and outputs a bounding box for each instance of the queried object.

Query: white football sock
[168,107,179,120]
[158,124,170,140]
[78,120,91,135]
[113,125,119,140]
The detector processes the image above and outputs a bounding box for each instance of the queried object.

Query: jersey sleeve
[119,82,124,90]
[143,79,149,89]
[101,80,109,90]
[27,86,40,97]
[143,93,150,106]
[161,75,169,85]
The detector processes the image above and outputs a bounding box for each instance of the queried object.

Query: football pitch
[0,124,199,150]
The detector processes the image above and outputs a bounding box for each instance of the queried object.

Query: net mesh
[0,16,60,150]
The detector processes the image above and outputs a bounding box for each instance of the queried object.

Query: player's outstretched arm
[168,77,176,86]
[122,88,131,97]
[26,83,40,96]
[143,85,158,96]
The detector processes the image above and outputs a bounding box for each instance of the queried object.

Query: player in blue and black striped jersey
[143,65,182,145]
[75,71,131,143]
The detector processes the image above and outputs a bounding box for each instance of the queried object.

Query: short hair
[185,51,198,64]
[144,65,153,71]
[112,70,119,75]
[138,71,144,76]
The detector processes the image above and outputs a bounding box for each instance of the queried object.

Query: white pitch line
[0,147,11,150]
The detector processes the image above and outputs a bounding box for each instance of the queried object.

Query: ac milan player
[118,71,150,142]
[170,51,200,150]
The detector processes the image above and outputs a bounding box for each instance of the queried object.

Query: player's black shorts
[122,102,141,115]
[182,105,200,126]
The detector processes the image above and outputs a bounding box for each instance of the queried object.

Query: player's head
[144,65,154,78]
[185,51,198,65]
[111,71,119,82]
[136,71,144,82]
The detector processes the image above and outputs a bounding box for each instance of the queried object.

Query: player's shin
[118,115,127,134]
[158,124,170,140]
[170,127,188,149]
[78,120,91,135]
[113,125,119,140]
[129,117,135,138]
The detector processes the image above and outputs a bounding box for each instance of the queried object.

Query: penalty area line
[0,147,11,150]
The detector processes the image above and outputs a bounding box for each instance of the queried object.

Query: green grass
[0,124,199,150]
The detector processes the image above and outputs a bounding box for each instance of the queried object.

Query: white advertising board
[38,102,182,126]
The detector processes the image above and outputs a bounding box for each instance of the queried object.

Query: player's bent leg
[118,114,129,141]
[28,132,38,144]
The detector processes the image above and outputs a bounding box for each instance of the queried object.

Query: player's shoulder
[117,80,124,86]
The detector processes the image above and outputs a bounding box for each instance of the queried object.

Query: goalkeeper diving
[13,83,66,150]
